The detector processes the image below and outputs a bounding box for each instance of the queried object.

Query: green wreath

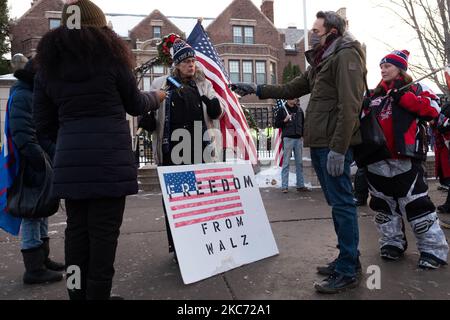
[157,33,183,67]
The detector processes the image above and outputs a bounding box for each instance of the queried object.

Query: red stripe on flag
[194,168,233,175]
[174,210,245,228]
[169,189,239,202]
[196,175,234,182]
[198,182,235,189]
[170,195,241,211]
[173,202,243,220]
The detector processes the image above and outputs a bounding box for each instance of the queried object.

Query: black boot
[41,238,65,271]
[438,190,450,213]
[86,279,123,300]
[21,246,63,285]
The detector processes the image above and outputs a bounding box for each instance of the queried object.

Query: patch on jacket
[349,62,358,71]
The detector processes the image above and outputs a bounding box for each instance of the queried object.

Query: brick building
[9,0,307,104]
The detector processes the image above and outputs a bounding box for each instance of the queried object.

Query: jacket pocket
[306,106,332,146]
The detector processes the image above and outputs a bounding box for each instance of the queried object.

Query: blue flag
[0,90,22,236]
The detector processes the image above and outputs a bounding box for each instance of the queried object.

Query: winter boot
[418,252,448,270]
[21,246,63,285]
[380,245,404,261]
[41,238,65,271]
[438,190,450,213]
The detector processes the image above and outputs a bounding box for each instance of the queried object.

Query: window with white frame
[242,61,253,83]
[152,65,164,74]
[256,61,266,85]
[153,26,161,39]
[229,60,240,83]
[270,62,276,84]
[244,27,254,44]
[233,26,243,44]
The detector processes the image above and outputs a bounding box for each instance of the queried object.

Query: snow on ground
[255,166,315,189]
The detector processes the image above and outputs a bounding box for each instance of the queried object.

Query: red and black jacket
[366,80,440,161]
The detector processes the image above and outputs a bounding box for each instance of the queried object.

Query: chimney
[261,0,274,24]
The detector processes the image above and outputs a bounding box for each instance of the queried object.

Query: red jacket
[368,81,440,160]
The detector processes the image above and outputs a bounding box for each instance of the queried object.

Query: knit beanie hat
[171,38,196,65]
[61,0,107,28]
[380,50,410,71]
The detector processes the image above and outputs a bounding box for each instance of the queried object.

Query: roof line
[105,13,215,20]
[105,13,147,17]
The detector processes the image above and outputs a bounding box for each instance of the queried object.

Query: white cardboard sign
[157,162,279,284]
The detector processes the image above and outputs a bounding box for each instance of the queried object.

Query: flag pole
[398,64,450,92]
[303,0,309,69]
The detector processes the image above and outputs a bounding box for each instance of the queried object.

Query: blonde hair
[400,70,413,84]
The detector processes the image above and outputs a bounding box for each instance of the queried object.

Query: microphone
[167,76,182,88]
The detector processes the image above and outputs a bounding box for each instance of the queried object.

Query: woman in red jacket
[364,50,448,269]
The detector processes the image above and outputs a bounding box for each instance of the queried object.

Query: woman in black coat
[33,0,164,300]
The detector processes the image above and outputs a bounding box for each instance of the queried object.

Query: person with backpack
[362,50,448,268]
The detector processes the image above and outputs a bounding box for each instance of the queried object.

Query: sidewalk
[1,181,450,300]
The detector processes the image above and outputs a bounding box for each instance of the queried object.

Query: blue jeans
[21,218,48,250]
[310,148,359,277]
[281,137,305,189]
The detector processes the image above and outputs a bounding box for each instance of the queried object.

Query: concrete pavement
[1,181,450,300]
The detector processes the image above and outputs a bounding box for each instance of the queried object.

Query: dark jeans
[310,148,360,277]
[354,167,369,201]
[65,197,125,300]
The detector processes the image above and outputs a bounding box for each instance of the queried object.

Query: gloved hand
[327,150,345,177]
[138,112,156,132]
[389,79,408,104]
[389,88,408,105]
[441,103,450,118]
[228,83,257,97]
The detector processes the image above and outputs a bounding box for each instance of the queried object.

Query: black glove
[201,95,222,119]
[228,83,257,97]
[138,112,156,132]
[389,80,409,104]
[441,103,450,118]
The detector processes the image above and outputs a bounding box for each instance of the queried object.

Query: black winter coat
[33,60,160,200]
[274,104,304,139]
[9,70,49,191]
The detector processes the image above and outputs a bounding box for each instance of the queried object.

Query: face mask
[310,32,328,49]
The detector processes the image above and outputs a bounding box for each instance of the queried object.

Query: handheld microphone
[167,76,182,89]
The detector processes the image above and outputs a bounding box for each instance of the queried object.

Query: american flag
[187,21,257,163]
[272,100,285,167]
[163,167,244,229]
[0,90,22,236]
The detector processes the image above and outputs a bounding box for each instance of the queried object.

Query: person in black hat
[138,38,223,263]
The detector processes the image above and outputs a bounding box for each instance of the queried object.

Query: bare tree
[382,0,449,95]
